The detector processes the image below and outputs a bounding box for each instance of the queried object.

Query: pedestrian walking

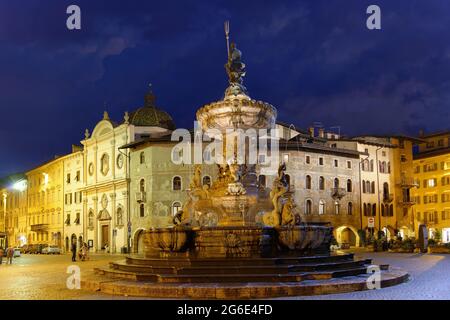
[0,247,4,265]
[6,247,13,264]
[71,241,77,262]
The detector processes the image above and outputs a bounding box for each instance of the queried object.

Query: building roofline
[413,146,450,160]
[330,137,397,148]
[419,130,450,139]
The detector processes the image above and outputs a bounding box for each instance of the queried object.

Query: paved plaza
[286,250,450,300]
[0,251,449,299]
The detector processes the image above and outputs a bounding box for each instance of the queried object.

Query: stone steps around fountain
[83,267,409,298]
[94,264,370,283]
[125,252,355,267]
[109,258,371,275]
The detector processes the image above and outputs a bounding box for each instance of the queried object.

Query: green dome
[128,92,176,130]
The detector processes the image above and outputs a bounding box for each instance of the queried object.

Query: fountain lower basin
[143,224,333,258]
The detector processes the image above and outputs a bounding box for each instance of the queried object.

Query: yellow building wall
[413,152,450,242]
[26,157,64,247]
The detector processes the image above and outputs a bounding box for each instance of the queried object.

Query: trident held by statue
[224,20,230,60]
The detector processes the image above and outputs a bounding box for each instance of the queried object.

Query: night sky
[1,0,449,177]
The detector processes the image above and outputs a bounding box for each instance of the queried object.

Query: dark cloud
[0,0,449,176]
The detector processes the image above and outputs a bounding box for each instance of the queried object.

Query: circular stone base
[81,267,409,299]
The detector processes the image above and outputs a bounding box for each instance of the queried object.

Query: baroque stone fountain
[144,28,332,259]
[86,23,408,298]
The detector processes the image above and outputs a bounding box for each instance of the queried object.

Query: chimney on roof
[318,128,325,138]
[309,127,314,137]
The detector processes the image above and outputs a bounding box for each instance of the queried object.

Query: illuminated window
[172,202,181,216]
[319,200,325,215]
[428,179,436,188]
[334,201,340,215]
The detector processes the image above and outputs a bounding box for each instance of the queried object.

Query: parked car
[20,244,31,254]
[41,245,61,255]
[29,244,45,254]
[13,248,21,257]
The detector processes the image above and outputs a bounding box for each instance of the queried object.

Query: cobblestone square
[1,251,449,300]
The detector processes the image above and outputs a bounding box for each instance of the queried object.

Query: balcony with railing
[397,177,419,188]
[331,188,346,200]
[383,193,394,203]
[398,196,416,207]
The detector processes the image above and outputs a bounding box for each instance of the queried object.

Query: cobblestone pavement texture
[282,250,450,300]
[0,250,449,299]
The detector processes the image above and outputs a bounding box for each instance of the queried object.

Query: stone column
[94,145,98,184]
[110,192,116,253]
[92,195,98,251]
[122,190,129,252]
[111,139,116,179]
[82,196,88,245]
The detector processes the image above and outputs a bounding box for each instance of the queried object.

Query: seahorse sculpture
[281,196,295,226]
[262,163,290,227]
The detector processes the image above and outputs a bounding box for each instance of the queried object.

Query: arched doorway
[335,226,360,247]
[133,229,145,254]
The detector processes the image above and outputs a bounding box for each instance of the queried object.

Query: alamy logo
[170,122,281,173]
[366,265,381,290]
[66,5,81,30]
[66,265,81,289]
[366,5,381,30]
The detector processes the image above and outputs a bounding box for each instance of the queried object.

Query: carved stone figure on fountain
[226,163,247,196]
[189,165,210,200]
[281,196,296,226]
[224,42,248,96]
[262,163,290,227]
[173,195,193,226]
[278,162,289,189]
